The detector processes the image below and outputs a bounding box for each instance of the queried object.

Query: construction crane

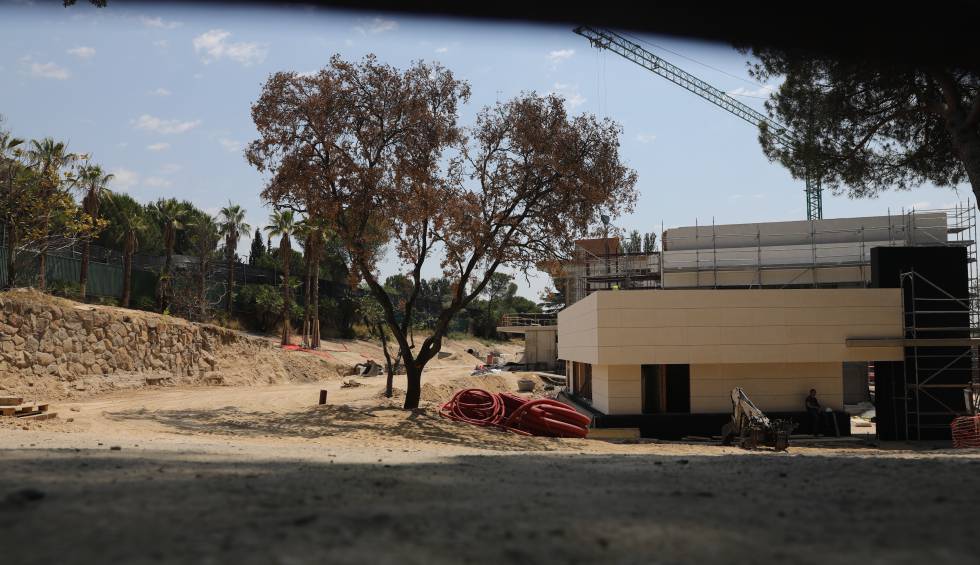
[574,26,824,220]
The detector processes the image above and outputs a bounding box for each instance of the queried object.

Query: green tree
[187,214,220,320]
[248,227,265,265]
[357,292,400,398]
[76,163,112,299]
[643,232,657,253]
[148,197,191,311]
[26,137,82,291]
[265,209,298,345]
[622,230,641,254]
[0,130,26,289]
[743,49,980,206]
[218,202,250,313]
[104,193,146,308]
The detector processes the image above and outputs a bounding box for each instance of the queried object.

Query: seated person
[805,389,835,436]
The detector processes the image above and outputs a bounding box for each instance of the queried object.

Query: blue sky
[0,1,970,299]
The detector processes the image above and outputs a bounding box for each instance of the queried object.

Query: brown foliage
[248,54,637,408]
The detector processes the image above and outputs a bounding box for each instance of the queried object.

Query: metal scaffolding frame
[562,243,661,305]
[661,204,977,293]
[560,204,979,315]
[899,269,978,440]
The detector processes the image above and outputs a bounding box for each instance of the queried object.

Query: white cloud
[159,163,182,175]
[354,17,398,35]
[544,83,586,109]
[435,46,449,54]
[110,168,139,190]
[148,87,171,96]
[26,59,70,80]
[219,138,242,152]
[546,49,575,64]
[144,176,172,189]
[67,46,96,59]
[636,133,656,144]
[193,29,268,66]
[153,39,169,49]
[726,84,776,98]
[146,142,170,152]
[131,114,201,135]
[140,16,181,29]
[907,201,931,210]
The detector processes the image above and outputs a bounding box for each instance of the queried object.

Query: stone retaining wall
[0,290,270,382]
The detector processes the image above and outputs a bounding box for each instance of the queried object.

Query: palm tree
[105,193,146,308]
[26,138,79,291]
[265,209,297,346]
[0,131,25,289]
[148,198,191,311]
[297,218,326,349]
[76,164,113,299]
[191,214,220,320]
[217,202,250,314]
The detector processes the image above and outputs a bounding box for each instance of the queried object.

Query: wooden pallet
[1,402,51,418]
[18,411,58,422]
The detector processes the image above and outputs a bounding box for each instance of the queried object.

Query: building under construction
[555,205,979,440]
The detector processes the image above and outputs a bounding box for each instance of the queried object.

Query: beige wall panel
[559,326,597,349]
[607,396,643,414]
[690,362,843,413]
[558,345,598,365]
[692,392,844,413]
[589,365,610,414]
[594,365,642,415]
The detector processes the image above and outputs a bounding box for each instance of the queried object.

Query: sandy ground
[2,346,980,564]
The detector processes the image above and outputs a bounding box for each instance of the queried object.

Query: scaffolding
[899,269,978,440]
[560,204,980,316]
[562,244,661,305]
[660,205,977,295]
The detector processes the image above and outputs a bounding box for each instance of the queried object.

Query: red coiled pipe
[951,415,980,448]
[440,388,590,438]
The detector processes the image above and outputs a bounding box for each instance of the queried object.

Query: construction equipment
[574,26,824,221]
[721,387,795,451]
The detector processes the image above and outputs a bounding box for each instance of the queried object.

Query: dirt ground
[2,343,979,564]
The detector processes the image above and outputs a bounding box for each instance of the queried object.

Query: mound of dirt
[419,373,546,404]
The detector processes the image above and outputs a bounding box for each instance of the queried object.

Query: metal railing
[499,313,557,327]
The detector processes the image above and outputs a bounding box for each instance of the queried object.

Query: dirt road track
[2,373,979,564]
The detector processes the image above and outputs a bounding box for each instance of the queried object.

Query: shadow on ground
[1,448,978,564]
[103,405,567,451]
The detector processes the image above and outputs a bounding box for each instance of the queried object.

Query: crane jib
[574,25,822,220]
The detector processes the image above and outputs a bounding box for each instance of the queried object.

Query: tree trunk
[38,246,46,291]
[302,244,312,348]
[197,259,207,321]
[280,240,291,346]
[5,224,17,290]
[122,237,133,308]
[79,240,90,300]
[378,324,395,398]
[159,244,173,312]
[403,361,422,409]
[312,256,321,348]
[225,248,235,313]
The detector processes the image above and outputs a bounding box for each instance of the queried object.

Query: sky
[0,1,971,300]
